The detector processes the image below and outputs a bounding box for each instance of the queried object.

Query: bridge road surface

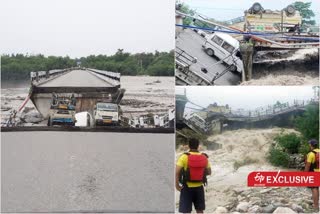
[176,29,241,85]
[39,69,113,87]
[1,131,175,213]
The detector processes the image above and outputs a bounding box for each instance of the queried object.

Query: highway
[1,131,175,213]
[176,29,241,85]
[39,69,113,87]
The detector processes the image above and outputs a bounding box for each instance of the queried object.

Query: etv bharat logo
[253,171,281,186]
[254,172,265,183]
[248,171,320,187]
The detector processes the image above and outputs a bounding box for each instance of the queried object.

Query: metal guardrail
[225,16,245,25]
[229,99,315,118]
[30,67,121,86]
[175,47,197,68]
[175,48,212,86]
[30,68,74,83]
[185,99,318,133]
[126,109,175,128]
[87,68,121,81]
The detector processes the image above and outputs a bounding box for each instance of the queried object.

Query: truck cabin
[95,103,118,112]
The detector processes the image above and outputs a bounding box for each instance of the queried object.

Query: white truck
[202,32,244,73]
[94,102,122,126]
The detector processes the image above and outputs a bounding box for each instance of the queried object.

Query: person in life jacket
[304,139,319,211]
[176,138,211,213]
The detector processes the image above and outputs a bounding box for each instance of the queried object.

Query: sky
[0,0,174,58]
[176,86,315,111]
[180,0,320,23]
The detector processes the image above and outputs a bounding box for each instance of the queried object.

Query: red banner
[248,171,320,187]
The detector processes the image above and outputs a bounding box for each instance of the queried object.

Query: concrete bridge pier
[240,42,254,81]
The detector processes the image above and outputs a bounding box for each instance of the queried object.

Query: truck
[227,3,302,34]
[244,3,302,33]
[47,94,76,126]
[93,102,122,126]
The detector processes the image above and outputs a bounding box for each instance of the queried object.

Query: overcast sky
[176,86,315,111]
[181,0,319,23]
[0,0,174,58]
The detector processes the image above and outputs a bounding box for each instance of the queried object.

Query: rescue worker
[176,138,211,213]
[304,139,319,211]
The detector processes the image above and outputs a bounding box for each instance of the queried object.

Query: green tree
[293,1,316,25]
[1,50,174,82]
[295,104,319,140]
[176,2,196,25]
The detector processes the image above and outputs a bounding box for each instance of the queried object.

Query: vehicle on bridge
[47,94,76,126]
[244,3,301,33]
[94,102,122,126]
[75,112,93,127]
[202,32,244,73]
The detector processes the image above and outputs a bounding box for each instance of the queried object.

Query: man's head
[188,138,199,150]
[308,139,318,149]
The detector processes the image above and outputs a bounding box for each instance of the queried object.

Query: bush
[298,141,311,155]
[274,133,301,154]
[268,147,290,167]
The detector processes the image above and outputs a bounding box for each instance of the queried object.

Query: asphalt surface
[176,29,241,85]
[39,69,113,87]
[1,132,174,213]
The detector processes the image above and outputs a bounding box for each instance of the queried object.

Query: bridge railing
[225,16,245,25]
[184,99,317,133]
[125,109,175,128]
[230,99,315,119]
[30,68,74,83]
[87,68,121,86]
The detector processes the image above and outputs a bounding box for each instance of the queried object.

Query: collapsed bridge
[177,95,318,135]
[28,68,124,119]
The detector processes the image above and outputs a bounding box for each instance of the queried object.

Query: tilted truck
[47,94,76,126]
[229,2,302,33]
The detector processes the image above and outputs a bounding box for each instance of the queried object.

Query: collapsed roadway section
[29,67,125,119]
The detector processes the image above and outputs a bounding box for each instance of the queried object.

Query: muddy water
[120,76,175,117]
[204,128,297,212]
[176,128,300,212]
[244,48,319,86]
[256,49,318,63]
[241,71,319,86]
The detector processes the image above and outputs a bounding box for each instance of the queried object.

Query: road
[176,29,241,85]
[39,69,113,87]
[1,131,174,213]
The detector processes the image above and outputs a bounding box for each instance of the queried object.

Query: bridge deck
[38,69,113,88]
